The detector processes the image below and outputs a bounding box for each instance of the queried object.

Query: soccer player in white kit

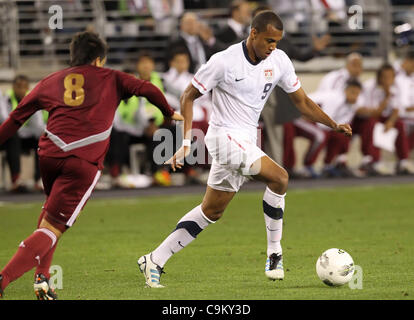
[138,11,352,288]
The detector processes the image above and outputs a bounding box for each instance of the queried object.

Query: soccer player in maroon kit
[0,31,182,299]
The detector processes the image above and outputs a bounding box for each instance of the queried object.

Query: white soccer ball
[316,248,355,286]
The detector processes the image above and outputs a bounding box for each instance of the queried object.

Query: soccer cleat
[265,253,284,281]
[0,274,4,298]
[34,274,58,300]
[137,254,165,288]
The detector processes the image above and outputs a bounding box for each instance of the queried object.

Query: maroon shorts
[39,155,101,231]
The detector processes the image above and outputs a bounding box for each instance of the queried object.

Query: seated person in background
[308,80,366,178]
[284,79,393,178]
[283,115,326,179]
[214,0,252,46]
[316,52,387,175]
[163,48,212,181]
[394,52,414,151]
[105,69,157,188]
[359,63,414,175]
[136,51,176,186]
[282,54,361,179]
[0,75,44,192]
[317,53,363,92]
[135,51,165,127]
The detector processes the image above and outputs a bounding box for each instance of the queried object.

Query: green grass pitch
[1,184,413,300]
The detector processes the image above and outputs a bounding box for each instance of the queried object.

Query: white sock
[263,187,285,257]
[151,205,214,267]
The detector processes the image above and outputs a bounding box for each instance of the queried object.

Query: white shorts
[204,126,266,192]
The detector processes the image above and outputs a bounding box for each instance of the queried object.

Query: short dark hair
[251,10,283,33]
[345,78,362,89]
[169,47,190,62]
[13,74,29,84]
[136,50,154,64]
[376,63,395,83]
[69,31,107,67]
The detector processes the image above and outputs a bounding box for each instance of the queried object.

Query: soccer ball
[316,248,355,286]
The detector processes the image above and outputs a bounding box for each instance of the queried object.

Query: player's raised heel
[34,274,58,300]
[265,253,284,281]
[137,254,165,288]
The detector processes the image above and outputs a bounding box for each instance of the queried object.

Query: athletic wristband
[182,139,191,147]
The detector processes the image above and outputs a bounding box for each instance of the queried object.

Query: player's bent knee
[39,217,65,239]
[268,169,289,194]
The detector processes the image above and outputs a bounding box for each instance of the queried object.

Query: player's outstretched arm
[165,84,202,171]
[289,87,352,136]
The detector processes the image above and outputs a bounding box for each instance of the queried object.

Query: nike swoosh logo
[235,78,245,82]
[178,241,185,248]
[267,226,280,232]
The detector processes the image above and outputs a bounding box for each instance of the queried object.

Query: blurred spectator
[215,0,252,45]
[0,75,44,192]
[307,79,364,178]
[314,53,384,173]
[395,52,414,151]
[317,52,363,92]
[310,0,347,34]
[106,68,166,188]
[163,48,212,178]
[283,116,326,178]
[136,51,166,127]
[148,0,184,35]
[167,12,220,73]
[359,64,414,175]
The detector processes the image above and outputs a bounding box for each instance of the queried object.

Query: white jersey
[191,41,301,139]
[394,64,414,118]
[359,78,402,118]
[317,68,352,92]
[309,90,359,130]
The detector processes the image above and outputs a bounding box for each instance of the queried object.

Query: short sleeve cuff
[192,77,208,95]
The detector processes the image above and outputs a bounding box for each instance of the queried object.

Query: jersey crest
[264,69,274,82]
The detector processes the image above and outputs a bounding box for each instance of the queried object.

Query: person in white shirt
[394,52,414,151]
[317,52,363,92]
[283,52,363,178]
[137,11,351,288]
[309,80,364,177]
[163,48,212,175]
[359,63,414,174]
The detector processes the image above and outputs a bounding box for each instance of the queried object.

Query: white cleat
[398,160,414,175]
[137,254,165,288]
[265,253,284,281]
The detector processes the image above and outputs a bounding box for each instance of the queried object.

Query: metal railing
[0,0,412,80]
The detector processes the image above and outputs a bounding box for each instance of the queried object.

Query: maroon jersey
[0,65,174,169]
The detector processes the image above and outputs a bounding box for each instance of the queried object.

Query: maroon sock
[35,242,58,279]
[1,229,56,291]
